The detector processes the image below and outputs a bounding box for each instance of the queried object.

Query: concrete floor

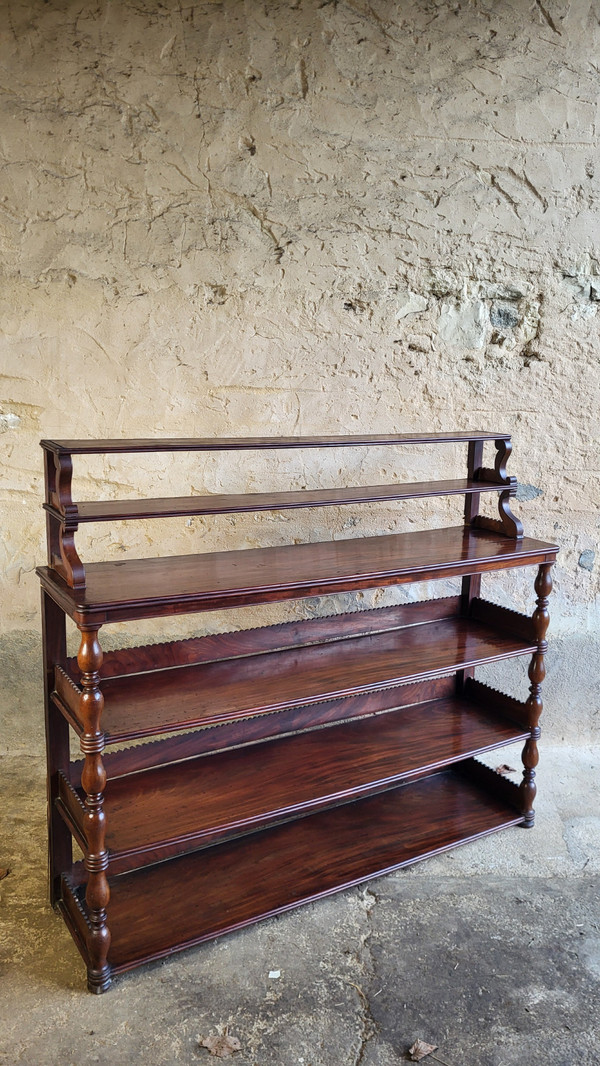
[1,745,598,1066]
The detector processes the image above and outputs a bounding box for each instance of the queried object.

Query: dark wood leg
[520,563,552,827]
[77,626,112,993]
[456,571,481,695]
[41,590,71,907]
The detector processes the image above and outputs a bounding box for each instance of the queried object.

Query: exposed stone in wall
[437,296,487,349]
[0,0,598,682]
[578,549,595,572]
[515,484,544,502]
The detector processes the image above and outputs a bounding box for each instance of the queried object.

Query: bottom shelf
[62,763,523,977]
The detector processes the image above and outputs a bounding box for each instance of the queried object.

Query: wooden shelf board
[63,766,523,973]
[49,478,505,524]
[67,598,463,681]
[37,526,558,624]
[41,431,511,455]
[73,678,458,782]
[55,614,536,743]
[63,697,528,873]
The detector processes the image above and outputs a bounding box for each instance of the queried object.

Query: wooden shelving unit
[37,432,557,993]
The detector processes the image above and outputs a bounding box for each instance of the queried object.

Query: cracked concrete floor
[1,746,598,1066]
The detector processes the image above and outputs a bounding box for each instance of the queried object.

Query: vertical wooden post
[461,438,484,598]
[463,440,484,524]
[41,589,71,907]
[458,440,483,693]
[77,626,112,993]
[520,562,552,827]
[44,448,61,569]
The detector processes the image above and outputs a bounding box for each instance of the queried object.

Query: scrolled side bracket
[473,438,523,539]
[43,447,86,589]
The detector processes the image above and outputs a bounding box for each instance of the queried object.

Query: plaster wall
[0,0,598,741]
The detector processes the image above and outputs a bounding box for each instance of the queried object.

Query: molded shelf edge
[60,764,524,975]
[41,431,513,455]
[36,526,558,625]
[58,694,530,875]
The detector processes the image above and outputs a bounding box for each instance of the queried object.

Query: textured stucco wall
[0,0,598,738]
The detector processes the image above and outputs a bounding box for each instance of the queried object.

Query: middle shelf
[53,593,536,878]
[53,596,536,744]
[57,687,529,875]
[45,476,506,524]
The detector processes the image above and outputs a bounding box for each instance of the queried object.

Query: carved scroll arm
[43,448,86,588]
[473,438,523,539]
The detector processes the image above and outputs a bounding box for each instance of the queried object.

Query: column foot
[87,967,112,994]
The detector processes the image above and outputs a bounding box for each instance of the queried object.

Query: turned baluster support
[78,626,111,993]
[42,590,71,906]
[520,562,552,828]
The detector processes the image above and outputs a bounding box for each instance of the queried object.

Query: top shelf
[40,432,511,455]
[40,431,527,593]
[36,526,557,626]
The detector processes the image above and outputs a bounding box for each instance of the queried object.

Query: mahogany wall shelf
[37,432,558,993]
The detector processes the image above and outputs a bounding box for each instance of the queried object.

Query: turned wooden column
[41,590,71,906]
[520,562,553,827]
[77,626,111,993]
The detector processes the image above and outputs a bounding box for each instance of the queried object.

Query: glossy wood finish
[42,431,512,454]
[41,590,71,905]
[463,677,529,731]
[54,612,536,744]
[65,597,462,682]
[38,432,558,993]
[458,441,484,688]
[60,696,529,875]
[469,597,535,643]
[43,447,86,588]
[72,677,458,782]
[37,526,556,626]
[520,563,552,826]
[473,439,523,539]
[44,478,505,524]
[41,433,525,591]
[61,764,523,973]
[76,628,111,993]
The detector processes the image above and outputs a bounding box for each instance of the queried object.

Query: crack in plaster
[348,886,380,1066]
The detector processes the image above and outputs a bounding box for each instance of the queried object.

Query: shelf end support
[44,448,86,588]
[520,562,552,828]
[78,626,112,992]
[472,439,524,539]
